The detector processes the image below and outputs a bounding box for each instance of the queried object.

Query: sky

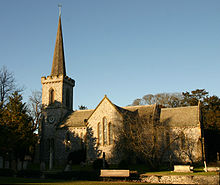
[0,0,220,110]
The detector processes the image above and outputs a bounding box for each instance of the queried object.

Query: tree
[0,66,16,106]
[181,89,208,106]
[113,114,186,170]
[78,105,88,110]
[0,92,37,162]
[28,90,43,132]
[132,92,183,108]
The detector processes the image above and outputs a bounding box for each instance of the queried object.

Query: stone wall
[87,97,123,162]
[141,174,220,184]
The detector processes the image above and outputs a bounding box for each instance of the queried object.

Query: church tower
[41,15,75,120]
[40,14,75,167]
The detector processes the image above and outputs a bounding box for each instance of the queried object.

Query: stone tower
[40,15,75,167]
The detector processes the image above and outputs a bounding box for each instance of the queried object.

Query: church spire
[51,15,66,76]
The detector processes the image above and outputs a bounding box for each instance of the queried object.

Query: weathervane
[58,4,62,16]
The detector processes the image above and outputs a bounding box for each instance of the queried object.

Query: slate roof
[51,15,66,76]
[123,104,156,122]
[160,106,199,127]
[60,109,94,128]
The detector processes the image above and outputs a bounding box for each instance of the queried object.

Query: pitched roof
[51,15,66,76]
[123,104,157,122]
[160,106,199,127]
[60,109,94,128]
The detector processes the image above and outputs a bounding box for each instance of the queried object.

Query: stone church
[39,15,205,167]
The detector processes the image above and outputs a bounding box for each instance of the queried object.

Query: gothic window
[103,117,108,145]
[49,88,55,104]
[66,89,70,108]
[108,122,113,145]
[97,122,102,145]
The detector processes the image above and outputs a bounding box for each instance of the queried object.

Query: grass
[0,177,151,185]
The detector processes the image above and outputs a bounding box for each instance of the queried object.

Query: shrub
[16,169,41,178]
[0,168,15,177]
[92,159,109,170]
[44,170,99,180]
[67,149,86,164]
[118,160,129,169]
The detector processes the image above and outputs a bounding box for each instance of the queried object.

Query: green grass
[0,177,151,185]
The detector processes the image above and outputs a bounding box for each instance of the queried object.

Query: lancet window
[49,88,55,104]
[97,118,114,146]
[97,122,102,145]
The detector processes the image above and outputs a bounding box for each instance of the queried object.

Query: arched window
[108,122,113,145]
[66,89,70,108]
[49,88,55,104]
[103,117,107,145]
[97,122,102,145]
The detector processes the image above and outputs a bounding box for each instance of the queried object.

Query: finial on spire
[58,4,62,16]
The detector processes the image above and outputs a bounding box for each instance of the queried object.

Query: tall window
[98,122,102,145]
[103,117,107,145]
[49,89,55,104]
[66,89,70,108]
[108,122,113,145]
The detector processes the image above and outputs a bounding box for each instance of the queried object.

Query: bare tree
[114,115,185,169]
[28,90,42,132]
[0,66,16,106]
[132,92,183,108]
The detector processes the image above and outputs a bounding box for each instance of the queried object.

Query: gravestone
[23,161,28,170]
[5,161,9,169]
[17,160,22,171]
[40,161,46,171]
[11,160,16,171]
[64,163,71,171]
[0,156,3,168]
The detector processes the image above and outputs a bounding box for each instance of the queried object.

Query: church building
[40,15,205,168]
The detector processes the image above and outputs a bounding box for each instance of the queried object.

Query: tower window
[49,89,55,104]
[66,89,70,108]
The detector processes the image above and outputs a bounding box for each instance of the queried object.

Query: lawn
[0,177,152,185]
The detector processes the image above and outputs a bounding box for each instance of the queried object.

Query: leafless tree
[132,92,183,108]
[0,66,16,106]
[28,90,42,132]
[114,115,185,169]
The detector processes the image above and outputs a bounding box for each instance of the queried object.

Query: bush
[44,170,99,180]
[92,159,109,170]
[0,168,15,177]
[16,169,41,178]
[118,160,129,169]
[67,149,86,164]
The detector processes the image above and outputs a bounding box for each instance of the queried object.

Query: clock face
[48,116,55,124]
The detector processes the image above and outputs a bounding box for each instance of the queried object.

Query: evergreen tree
[0,92,36,161]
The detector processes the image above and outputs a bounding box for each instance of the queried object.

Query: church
[39,15,205,168]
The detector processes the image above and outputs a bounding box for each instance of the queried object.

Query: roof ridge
[74,109,94,112]
[123,104,156,108]
[161,106,198,110]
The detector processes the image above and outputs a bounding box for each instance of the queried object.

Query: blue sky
[0,0,219,109]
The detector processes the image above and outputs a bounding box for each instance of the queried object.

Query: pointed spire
[51,15,66,76]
